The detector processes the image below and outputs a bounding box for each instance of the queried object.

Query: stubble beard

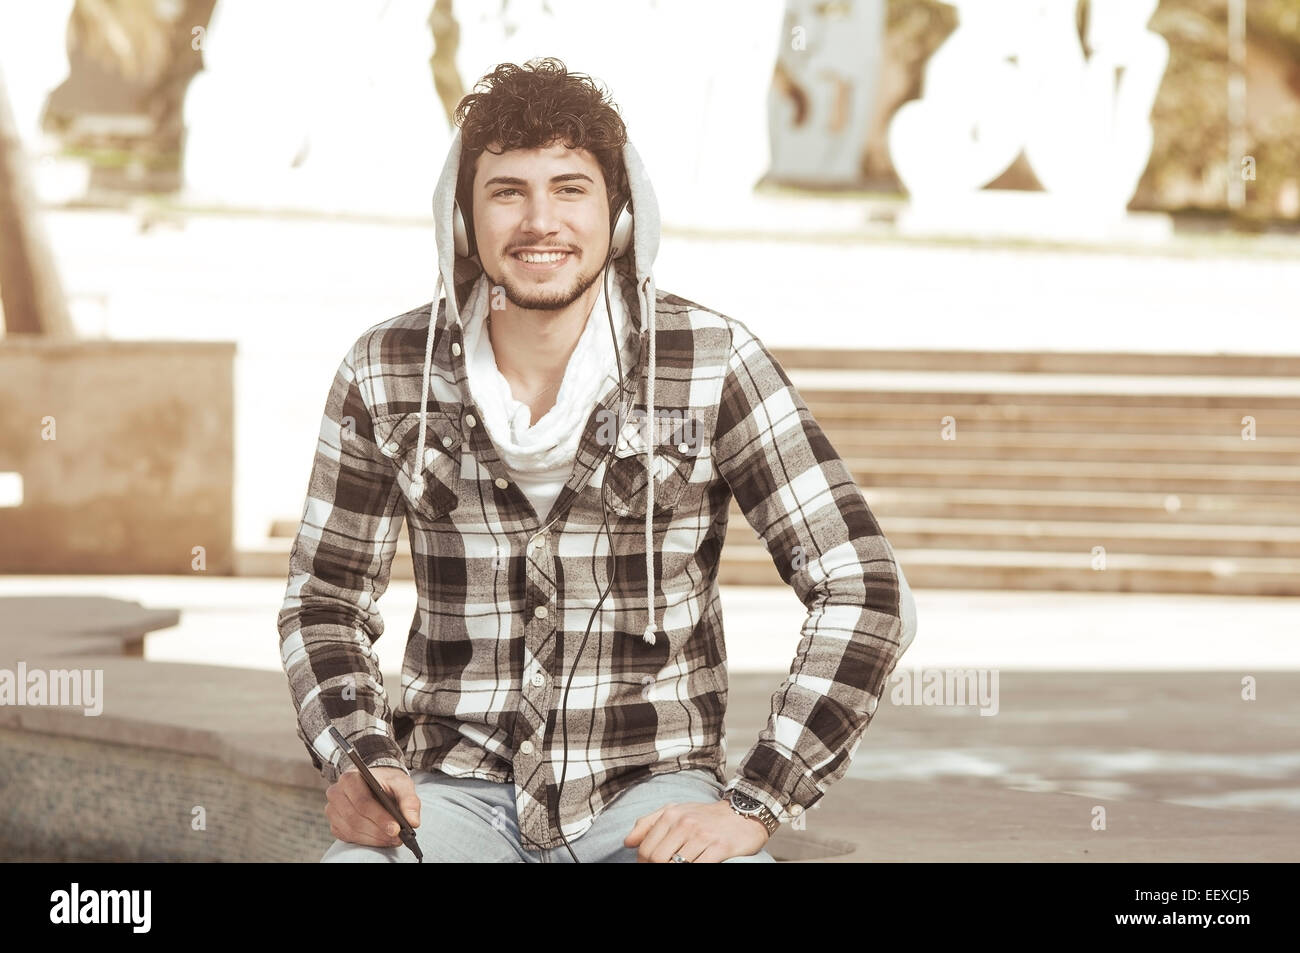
[489,252,606,312]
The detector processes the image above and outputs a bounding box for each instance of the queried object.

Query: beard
[485,251,606,312]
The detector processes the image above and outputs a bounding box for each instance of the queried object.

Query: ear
[453,200,475,258]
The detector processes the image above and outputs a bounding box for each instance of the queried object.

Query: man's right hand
[325,765,422,847]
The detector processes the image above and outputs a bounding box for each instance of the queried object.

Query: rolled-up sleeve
[713,318,914,821]
[277,338,408,784]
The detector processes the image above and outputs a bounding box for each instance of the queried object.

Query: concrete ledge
[0,595,180,658]
[0,725,328,862]
[0,656,324,790]
[0,338,236,573]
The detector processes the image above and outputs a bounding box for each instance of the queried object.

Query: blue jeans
[320,767,778,863]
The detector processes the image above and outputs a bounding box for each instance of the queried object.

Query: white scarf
[461,272,627,473]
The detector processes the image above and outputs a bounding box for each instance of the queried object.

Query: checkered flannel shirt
[278,281,907,851]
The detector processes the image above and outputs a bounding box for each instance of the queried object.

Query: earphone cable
[551,243,635,863]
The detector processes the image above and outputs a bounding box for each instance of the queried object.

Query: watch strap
[726,789,780,835]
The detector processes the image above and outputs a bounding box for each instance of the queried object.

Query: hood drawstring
[641,273,658,646]
[410,269,445,510]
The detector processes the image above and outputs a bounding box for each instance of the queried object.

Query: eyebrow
[482,173,596,189]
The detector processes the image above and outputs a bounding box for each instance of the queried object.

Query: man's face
[471,140,612,312]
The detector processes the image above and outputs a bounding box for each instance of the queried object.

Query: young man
[278,58,917,864]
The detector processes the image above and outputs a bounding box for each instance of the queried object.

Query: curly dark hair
[453,57,630,252]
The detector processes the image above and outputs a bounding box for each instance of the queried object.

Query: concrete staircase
[241,349,1300,596]
[738,348,1300,595]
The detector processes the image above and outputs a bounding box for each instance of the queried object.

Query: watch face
[730,792,762,813]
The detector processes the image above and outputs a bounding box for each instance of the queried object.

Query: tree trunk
[429,0,464,127]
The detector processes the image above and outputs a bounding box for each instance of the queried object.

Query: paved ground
[3,575,1296,675]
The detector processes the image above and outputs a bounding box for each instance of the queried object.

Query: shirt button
[451,342,462,356]
[519,740,535,756]
[678,442,689,453]
[530,672,545,687]
[534,605,548,619]
[494,477,508,489]
[789,804,803,816]
[441,435,453,448]
[383,441,399,455]
[465,414,477,428]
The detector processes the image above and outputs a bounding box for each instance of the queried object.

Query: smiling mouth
[512,250,572,269]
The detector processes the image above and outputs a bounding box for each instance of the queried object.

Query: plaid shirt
[278,273,907,852]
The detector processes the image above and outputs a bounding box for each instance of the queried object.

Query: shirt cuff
[316,729,408,785]
[723,744,826,825]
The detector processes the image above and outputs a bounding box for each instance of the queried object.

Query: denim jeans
[320,767,778,863]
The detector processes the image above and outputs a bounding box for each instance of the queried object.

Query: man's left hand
[624,799,770,863]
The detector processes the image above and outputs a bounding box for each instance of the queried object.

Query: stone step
[803,403,1300,435]
[725,514,1300,558]
[239,536,1300,596]
[270,486,1300,540]
[716,545,1300,596]
[769,347,1300,378]
[789,369,1300,401]
[825,430,1300,465]
[836,458,1300,495]
[855,487,1300,526]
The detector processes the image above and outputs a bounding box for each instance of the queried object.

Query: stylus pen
[327,726,423,862]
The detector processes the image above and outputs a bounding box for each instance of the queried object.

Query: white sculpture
[182,0,448,216]
[1023,0,1168,209]
[0,0,76,144]
[452,0,781,226]
[0,0,84,202]
[180,0,780,222]
[888,0,1170,235]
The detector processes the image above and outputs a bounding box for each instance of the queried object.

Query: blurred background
[1,0,1298,862]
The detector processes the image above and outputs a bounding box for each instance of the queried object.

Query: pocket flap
[611,410,705,460]
[374,411,463,466]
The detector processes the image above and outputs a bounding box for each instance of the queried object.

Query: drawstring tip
[642,626,657,646]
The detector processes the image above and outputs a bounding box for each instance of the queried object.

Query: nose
[520,194,561,239]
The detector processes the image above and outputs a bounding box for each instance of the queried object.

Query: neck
[486,276,605,389]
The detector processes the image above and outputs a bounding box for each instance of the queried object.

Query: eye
[494,188,521,198]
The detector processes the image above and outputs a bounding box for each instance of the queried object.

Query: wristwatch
[726,789,780,836]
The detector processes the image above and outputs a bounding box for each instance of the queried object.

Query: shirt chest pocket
[373,411,461,521]
[603,410,705,519]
